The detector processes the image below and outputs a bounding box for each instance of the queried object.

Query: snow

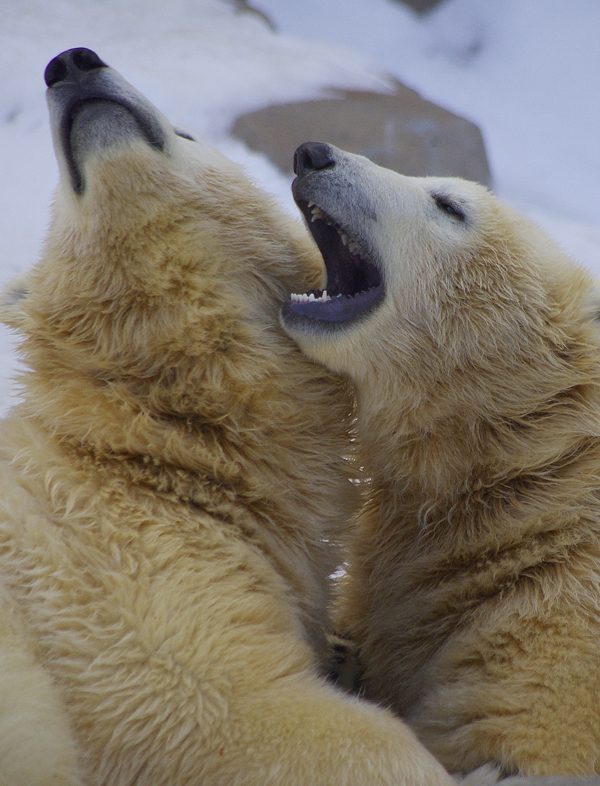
[1,0,599,414]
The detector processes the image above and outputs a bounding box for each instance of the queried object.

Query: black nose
[44,48,108,88]
[293,142,336,177]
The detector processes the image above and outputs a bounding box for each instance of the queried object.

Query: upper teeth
[341,232,361,255]
[310,204,325,223]
[309,204,335,227]
[308,205,361,254]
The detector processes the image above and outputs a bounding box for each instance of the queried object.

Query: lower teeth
[290,288,378,304]
[290,290,331,304]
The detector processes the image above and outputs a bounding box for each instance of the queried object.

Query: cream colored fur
[0,58,456,785]
[282,145,600,777]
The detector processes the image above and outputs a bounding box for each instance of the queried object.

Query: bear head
[1,53,355,536]
[281,141,600,447]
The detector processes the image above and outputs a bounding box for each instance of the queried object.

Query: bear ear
[0,273,31,329]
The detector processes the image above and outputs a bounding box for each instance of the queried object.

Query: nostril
[293,142,336,176]
[44,57,68,88]
[71,48,107,74]
[44,48,108,88]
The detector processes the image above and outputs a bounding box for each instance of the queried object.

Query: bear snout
[45,49,167,195]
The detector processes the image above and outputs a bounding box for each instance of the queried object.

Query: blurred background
[1,0,600,412]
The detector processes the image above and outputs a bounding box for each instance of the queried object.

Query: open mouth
[282,199,384,325]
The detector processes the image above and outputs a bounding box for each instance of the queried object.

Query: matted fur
[281,144,600,777]
[0,55,456,785]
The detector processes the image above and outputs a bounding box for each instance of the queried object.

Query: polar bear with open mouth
[282,141,600,778]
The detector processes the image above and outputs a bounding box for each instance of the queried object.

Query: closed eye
[432,193,466,222]
[174,128,196,141]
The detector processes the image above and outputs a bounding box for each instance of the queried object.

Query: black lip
[282,191,384,327]
[48,69,165,194]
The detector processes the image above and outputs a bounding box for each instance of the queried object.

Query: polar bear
[281,141,600,778]
[0,52,455,786]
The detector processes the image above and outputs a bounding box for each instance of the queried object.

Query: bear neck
[21,341,352,506]
[17,317,354,547]
[14,322,356,665]
[342,364,600,716]
[355,346,600,558]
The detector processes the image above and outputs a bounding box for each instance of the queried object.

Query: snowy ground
[1,0,599,414]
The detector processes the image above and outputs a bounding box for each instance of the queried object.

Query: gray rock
[231,80,491,186]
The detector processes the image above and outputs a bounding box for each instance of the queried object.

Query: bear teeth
[336,229,362,257]
[343,233,361,256]
[309,204,334,227]
[310,205,325,223]
[290,290,331,304]
[305,199,368,260]
[290,288,378,305]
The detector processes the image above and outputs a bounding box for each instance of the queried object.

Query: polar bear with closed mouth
[281,142,600,778]
[0,52,457,786]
